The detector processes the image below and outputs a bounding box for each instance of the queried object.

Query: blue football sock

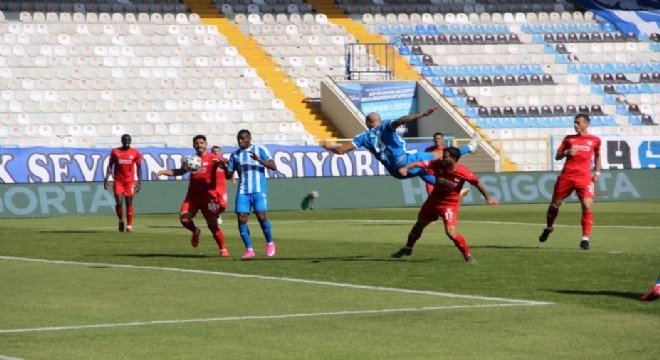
[238,223,252,249]
[260,220,273,244]
[458,145,471,155]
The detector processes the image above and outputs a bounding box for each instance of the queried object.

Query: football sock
[581,211,593,238]
[126,205,134,226]
[115,205,123,220]
[406,229,423,248]
[260,220,273,243]
[180,218,196,232]
[458,145,471,155]
[238,223,252,249]
[451,233,471,257]
[546,205,559,228]
[208,222,225,250]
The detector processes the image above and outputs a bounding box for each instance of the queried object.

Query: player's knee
[180,217,192,227]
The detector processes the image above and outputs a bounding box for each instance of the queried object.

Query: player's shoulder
[456,163,475,175]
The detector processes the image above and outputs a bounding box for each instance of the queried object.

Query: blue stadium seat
[591,85,604,94]
[521,24,532,33]
[430,76,444,87]
[603,94,617,105]
[615,84,629,94]
[414,25,427,35]
[616,104,629,115]
[409,55,423,66]
[567,64,579,73]
[465,107,478,118]
[532,34,544,43]
[426,25,439,35]
[397,45,411,55]
[628,116,642,125]
[462,24,474,34]
[627,84,641,94]
[590,64,603,73]
[578,74,591,84]
[421,66,434,77]
[442,87,455,97]
[603,116,616,125]
[453,97,467,107]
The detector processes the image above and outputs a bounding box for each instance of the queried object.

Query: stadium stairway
[181,0,339,140]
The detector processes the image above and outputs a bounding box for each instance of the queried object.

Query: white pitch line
[82,220,660,231]
[269,219,660,230]
[0,256,551,306]
[0,303,544,334]
[0,355,25,360]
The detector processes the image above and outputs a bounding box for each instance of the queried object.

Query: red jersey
[186,152,222,200]
[556,133,601,179]
[110,147,141,182]
[420,161,479,206]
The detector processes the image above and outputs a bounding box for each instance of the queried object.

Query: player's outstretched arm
[156,168,187,180]
[319,139,356,155]
[475,182,499,207]
[391,106,439,128]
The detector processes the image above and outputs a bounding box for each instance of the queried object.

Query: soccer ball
[182,154,202,173]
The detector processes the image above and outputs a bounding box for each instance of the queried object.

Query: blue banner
[574,0,660,35]
[337,82,418,121]
[0,144,430,184]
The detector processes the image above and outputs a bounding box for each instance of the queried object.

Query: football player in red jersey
[392,147,499,263]
[157,135,230,256]
[539,114,602,250]
[104,134,142,233]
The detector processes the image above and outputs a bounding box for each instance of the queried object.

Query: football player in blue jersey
[320,106,479,185]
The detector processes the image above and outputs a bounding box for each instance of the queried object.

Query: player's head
[365,112,382,129]
[211,145,221,155]
[120,134,131,148]
[441,147,462,168]
[192,135,207,155]
[237,129,251,150]
[432,132,444,147]
[574,113,590,134]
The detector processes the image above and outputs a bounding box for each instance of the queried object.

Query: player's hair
[121,134,131,140]
[193,135,207,142]
[237,129,251,137]
[211,145,220,151]
[433,132,444,138]
[444,147,462,161]
[575,113,590,123]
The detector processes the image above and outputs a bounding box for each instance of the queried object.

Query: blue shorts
[235,192,268,214]
[387,151,437,180]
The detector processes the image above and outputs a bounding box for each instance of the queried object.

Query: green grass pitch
[0,201,658,359]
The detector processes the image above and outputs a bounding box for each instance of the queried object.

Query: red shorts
[419,203,459,227]
[552,175,594,201]
[113,180,135,197]
[180,194,226,218]
[216,193,228,210]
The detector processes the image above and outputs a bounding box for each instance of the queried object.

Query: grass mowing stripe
[0,356,25,360]
[0,256,551,306]
[0,303,546,334]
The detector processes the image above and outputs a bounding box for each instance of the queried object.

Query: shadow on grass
[552,289,641,300]
[471,245,542,250]
[117,253,215,259]
[41,230,104,234]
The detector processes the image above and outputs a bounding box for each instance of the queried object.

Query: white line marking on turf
[271,220,660,230]
[0,256,551,306]
[0,303,544,334]
[0,355,25,360]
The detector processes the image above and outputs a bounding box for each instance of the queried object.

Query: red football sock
[180,218,197,232]
[406,229,423,248]
[115,205,123,220]
[208,223,226,250]
[126,205,134,226]
[451,233,471,257]
[581,211,593,238]
[546,205,559,228]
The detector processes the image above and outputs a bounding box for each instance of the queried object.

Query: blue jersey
[352,120,436,180]
[352,120,407,171]
[228,145,272,195]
